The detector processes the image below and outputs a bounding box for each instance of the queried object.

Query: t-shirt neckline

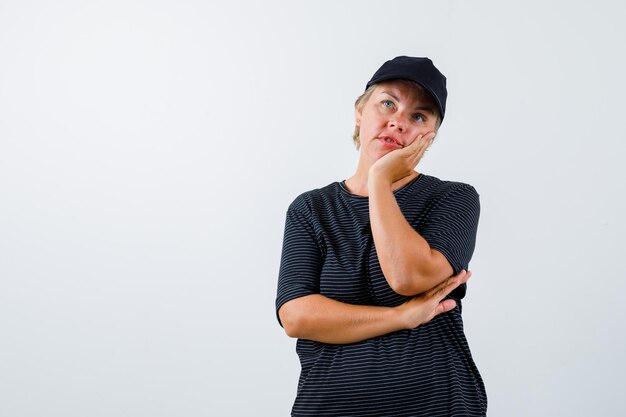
[338,173,423,199]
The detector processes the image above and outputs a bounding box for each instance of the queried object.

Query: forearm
[368,176,452,295]
[278,294,406,344]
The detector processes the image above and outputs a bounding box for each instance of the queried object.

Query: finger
[411,140,431,163]
[407,132,436,162]
[411,131,435,148]
[423,279,444,298]
[432,271,469,300]
[449,269,471,288]
[424,273,455,297]
[440,270,471,297]
[425,270,472,301]
[423,299,457,324]
[435,299,457,316]
[406,133,428,151]
[400,135,427,157]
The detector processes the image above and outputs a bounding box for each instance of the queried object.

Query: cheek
[403,127,430,145]
[417,119,438,134]
[410,126,430,138]
[427,117,439,130]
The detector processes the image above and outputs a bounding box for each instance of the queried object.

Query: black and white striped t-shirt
[276,173,487,417]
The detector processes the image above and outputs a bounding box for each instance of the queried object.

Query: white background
[1,1,625,416]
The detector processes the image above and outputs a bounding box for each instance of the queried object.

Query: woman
[276,56,487,416]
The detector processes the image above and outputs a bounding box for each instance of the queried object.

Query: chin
[373,149,393,160]
[361,145,392,164]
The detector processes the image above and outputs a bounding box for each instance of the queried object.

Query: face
[355,80,439,164]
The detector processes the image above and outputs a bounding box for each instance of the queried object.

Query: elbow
[282,319,301,339]
[389,280,422,297]
[386,266,430,296]
[385,250,452,296]
[278,301,305,338]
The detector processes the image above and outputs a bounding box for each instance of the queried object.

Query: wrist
[391,304,411,331]
[367,170,393,189]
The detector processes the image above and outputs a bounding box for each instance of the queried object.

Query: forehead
[373,79,435,104]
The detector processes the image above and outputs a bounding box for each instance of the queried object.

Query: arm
[278,271,470,344]
[368,133,453,296]
[369,175,452,296]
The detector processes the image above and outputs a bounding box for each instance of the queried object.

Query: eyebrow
[381,91,436,115]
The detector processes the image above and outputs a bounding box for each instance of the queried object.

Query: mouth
[378,135,403,148]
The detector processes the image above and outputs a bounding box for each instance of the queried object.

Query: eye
[382,100,394,108]
[412,113,425,122]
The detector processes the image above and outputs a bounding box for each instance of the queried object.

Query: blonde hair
[352,80,442,149]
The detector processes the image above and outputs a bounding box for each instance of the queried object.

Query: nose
[388,114,406,132]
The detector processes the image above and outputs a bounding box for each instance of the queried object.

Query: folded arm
[278,271,469,344]
[368,175,453,296]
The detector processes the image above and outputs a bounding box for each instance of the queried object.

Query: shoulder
[287,181,341,215]
[419,174,479,202]
[411,174,480,222]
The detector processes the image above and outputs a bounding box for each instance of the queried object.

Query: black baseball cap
[366,56,447,121]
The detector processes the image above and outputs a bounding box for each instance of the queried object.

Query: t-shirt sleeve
[419,184,480,275]
[275,206,323,327]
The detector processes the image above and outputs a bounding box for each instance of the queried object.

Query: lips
[378,135,403,149]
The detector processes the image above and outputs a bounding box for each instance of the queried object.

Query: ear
[355,107,362,126]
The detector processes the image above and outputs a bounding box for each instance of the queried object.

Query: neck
[344,153,419,196]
